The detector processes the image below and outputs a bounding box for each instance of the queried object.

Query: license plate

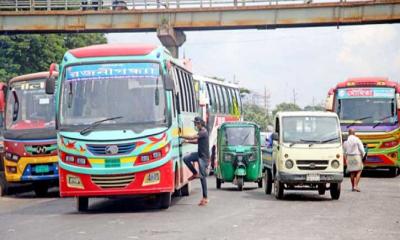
[35,165,50,173]
[306,173,320,182]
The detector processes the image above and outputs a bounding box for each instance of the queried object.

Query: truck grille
[91,173,135,189]
[87,143,136,155]
[296,160,329,170]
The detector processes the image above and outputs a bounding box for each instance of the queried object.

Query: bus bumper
[363,153,398,169]
[59,160,175,197]
[4,156,59,183]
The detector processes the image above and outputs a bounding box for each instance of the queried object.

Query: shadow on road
[361,169,398,178]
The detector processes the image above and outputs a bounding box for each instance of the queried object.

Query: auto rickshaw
[215,122,263,191]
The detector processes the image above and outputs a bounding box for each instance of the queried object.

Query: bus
[326,77,400,176]
[3,72,58,196]
[46,44,200,211]
[0,82,6,196]
[193,75,242,172]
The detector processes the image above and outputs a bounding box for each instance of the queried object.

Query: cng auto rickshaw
[215,122,263,191]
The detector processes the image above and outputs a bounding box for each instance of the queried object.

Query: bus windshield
[224,126,257,146]
[282,116,340,144]
[60,62,167,131]
[6,79,55,130]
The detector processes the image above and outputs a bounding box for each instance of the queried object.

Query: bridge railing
[0,0,352,11]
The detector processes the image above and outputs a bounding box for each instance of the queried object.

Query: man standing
[343,128,365,192]
[182,117,209,206]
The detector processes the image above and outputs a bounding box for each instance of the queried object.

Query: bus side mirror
[164,75,174,91]
[396,93,400,110]
[45,77,56,95]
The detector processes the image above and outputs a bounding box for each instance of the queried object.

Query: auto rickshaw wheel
[274,180,284,199]
[216,178,222,189]
[76,197,89,212]
[264,169,272,195]
[318,184,326,195]
[237,177,244,191]
[257,179,263,188]
[330,183,341,200]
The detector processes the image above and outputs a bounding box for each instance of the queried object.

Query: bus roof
[193,75,239,89]
[335,77,398,89]
[276,111,338,118]
[69,44,159,58]
[8,72,58,84]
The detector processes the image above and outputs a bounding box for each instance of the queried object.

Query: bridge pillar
[157,25,186,58]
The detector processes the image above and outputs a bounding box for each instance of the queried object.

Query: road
[0,172,399,240]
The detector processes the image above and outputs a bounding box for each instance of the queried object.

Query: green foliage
[303,104,325,111]
[272,102,302,117]
[242,103,271,131]
[0,33,107,81]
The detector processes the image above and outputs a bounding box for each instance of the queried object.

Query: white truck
[262,111,344,200]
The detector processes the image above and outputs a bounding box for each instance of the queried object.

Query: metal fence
[0,0,353,11]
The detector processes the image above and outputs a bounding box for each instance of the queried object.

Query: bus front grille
[87,143,136,155]
[91,173,135,189]
[296,160,329,170]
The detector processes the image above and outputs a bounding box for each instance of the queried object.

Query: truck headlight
[331,160,340,169]
[285,159,294,169]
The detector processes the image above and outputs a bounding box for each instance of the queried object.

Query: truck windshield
[282,117,340,144]
[59,62,167,131]
[5,79,55,130]
[224,126,257,146]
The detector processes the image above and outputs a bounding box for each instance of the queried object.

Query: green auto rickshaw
[215,122,263,191]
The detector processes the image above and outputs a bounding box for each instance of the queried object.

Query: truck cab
[263,111,344,200]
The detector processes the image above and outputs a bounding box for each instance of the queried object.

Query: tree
[303,104,325,111]
[272,102,301,117]
[242,103,271,131]
[0,33,107,81]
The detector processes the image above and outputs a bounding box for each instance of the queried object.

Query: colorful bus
[46,44,199,211]
[326,77,400,176]
[3,72,58,196]
[193,75,242,172]
[0,82,6,196]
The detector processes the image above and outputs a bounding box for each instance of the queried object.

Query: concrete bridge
[1,0,400,56]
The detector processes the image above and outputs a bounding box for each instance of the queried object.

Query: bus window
[224,87,232,114]
[206,83,214,112]
[188,75,197,112]
[175,68,185,112]
[221,86,229,113]
[178,69,188,112]
[217,85,226,113]
[186,74,195,112]
[182,72,191,112]
[213,84,221,113]
[235,89,242,114]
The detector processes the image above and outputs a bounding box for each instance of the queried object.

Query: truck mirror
[45,76,56,95]
[272,132,279,141]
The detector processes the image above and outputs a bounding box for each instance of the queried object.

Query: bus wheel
[330,183,341,200]
[0,178,8,197]
[76,197,89,212]
[264,169,272,195]
[318,184,326,195]
[159,193,171,209]
[274,180,284,200]
[216,178,222,189]
[33,182,48,197]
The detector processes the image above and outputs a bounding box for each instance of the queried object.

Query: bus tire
[264,169,272,195]
[33,182,48,197]
[159,193,171,209]
[77,197,89,212]
[0,177,8,197]
[330,183,341,200]
[216,178,222,189]
[274,180,284,200]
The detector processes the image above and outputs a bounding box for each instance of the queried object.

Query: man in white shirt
[343,128,365,192]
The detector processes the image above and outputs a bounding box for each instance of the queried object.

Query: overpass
[1,0,400,56]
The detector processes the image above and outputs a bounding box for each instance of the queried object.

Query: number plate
[35,165,50,173]
[306,173,320,182]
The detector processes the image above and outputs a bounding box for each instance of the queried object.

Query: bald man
[343,129,365,192]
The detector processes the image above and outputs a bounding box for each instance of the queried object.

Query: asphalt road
[0,171,399,240]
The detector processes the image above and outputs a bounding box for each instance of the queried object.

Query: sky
[107,23,400,108]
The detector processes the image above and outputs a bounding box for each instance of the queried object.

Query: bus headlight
[331,160,340,169]
[285,159,294,169]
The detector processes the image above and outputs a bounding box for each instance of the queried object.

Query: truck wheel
[274,180,284,199]
[318,184,326,195]
[216,178,222,189]
[76,197,89,212]
[159,193,171,209]
[330,183,341,200]
[264,169,272,195]
[237,177,244,191]
[33,183,48,197]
